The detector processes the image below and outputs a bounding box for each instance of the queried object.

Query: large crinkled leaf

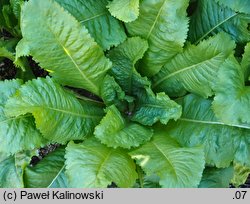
[189,0,250,44]
[65,139,138,187]
[131,88,182,126]
[0,79,46,155]
[167,94,250,167]
[129,130,205,188]
[212,56,250,125]
[126,0,189,76]
[152,33,235,98]
[215,0,250,14]
[17,0,112,96]
[231,163,250,187]
[94,105,153,149]
[107,37,150,95]
[5,77,104,144]
[241,43,250,81]
[107,0,139,23]
[54,0,126,50]
[24,147,68,188]
[0,155,23,187]
[199,166,234,188]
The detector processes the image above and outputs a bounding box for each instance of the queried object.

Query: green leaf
[0,0,8,29]
[133,173,161,188]
[94,105,153,149]
[199,166,234,188]
[107,0,139,23]
[231,163,250,187]
[215,0,250,14]
[65,139,138,187]
[130,130,205,188]
[131,88,182,126]
[212,55,250,125]
[142,174,161,188]
[0,155,23,187]
[54,0,126,50]
[101,75,130,110]
[10,0,23,19]
[5,77,104,144]
[0,79,22,108]
[0,79,46,155]
[152,33,235,98]
[15,150,37,172]
[0,39,27,71]
[0,38,18,61]
[126,0,189,76]
[241,43,250,80]
[17,0,112,96]
[101,75,135,113]
[109,36,148,65]
[107,37,150,95]
[167,94,250,167]
[2,4,20,37]
[0,46,14,61]
[24,147,68,188]
[189,0,250,44]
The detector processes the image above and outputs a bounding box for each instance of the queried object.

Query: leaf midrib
[0,115,31,125]
[146,0,166,39]
[179,118,250,129]
[195,13,238,44]
[14,156,25,188]
[93,149,112,186]
[80,12,108,23]
[31,105,101,119]
[151,141,178,179]
[47,164,66,188]
[83,148,119,187]
[46,22,99,94]
[142,103,168,109]
[153,54,220,88]
[60,1,108,23]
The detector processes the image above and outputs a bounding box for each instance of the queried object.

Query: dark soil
[67,86,103,102]
[29,144,60,166]
[1,29,13,39]
[29,156,40,166]
[107,182,118,188]
[28,57,49,78]
[0,58,17,80]
[187,0,198,17]
[38,143,61,158]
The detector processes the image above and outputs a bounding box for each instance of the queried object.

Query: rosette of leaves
[0,0,250,188]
